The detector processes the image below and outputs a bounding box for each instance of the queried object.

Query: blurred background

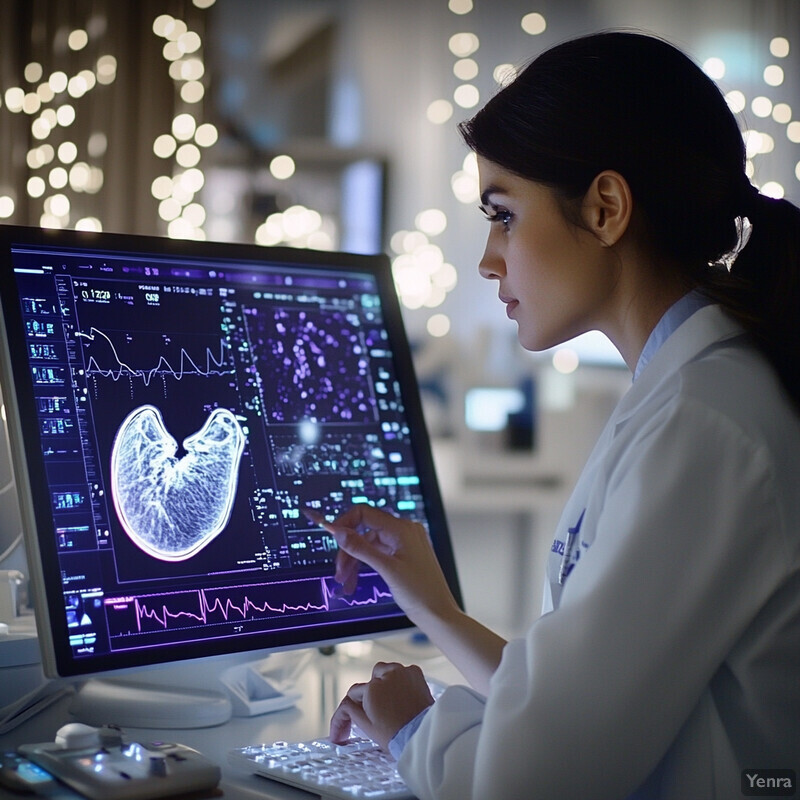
[1,0,798,634]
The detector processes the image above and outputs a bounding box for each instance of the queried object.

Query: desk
[0,636,464,799]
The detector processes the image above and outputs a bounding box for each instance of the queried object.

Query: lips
[499,294,519,316]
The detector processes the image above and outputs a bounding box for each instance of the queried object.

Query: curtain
[0,0,212,235]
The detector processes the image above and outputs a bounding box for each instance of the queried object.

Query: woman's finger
[334,548,361,595]
[329,682,369,743]
[330,696,366,743]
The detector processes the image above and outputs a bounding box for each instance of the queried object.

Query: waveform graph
[103,572,400,650]
[106,579,328,640]
[75,326,236,400]
[321,572,398,615]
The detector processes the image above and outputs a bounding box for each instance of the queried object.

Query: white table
[0,635,465,799]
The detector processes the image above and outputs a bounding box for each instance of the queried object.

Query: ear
[581,170,633,247]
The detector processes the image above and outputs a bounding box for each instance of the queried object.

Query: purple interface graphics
[8,239,434,673]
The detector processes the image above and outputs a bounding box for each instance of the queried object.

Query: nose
[478,236,504,281]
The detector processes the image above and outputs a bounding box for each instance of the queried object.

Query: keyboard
[228,736,413,799]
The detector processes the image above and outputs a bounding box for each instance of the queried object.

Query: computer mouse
[55,722,100,749]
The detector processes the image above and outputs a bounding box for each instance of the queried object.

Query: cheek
[511,244,563,302]
[512,225,562,272]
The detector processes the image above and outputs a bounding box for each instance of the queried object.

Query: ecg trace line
[134,578,394,631]
[75,326,234,386]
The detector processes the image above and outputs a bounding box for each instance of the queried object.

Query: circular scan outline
[110,404,245,561]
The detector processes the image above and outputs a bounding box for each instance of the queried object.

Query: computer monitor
[0,224,460,725]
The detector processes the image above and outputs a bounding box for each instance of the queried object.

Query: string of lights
[1,22,114,230]
[150,7,219,241]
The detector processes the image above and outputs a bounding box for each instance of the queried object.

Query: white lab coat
[399,305,800,799]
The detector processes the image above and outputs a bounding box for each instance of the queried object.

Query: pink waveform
[135,578,394,631]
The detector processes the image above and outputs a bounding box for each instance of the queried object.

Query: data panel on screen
[0,227,456,678]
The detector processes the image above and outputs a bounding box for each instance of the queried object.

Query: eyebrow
[480,184,507,206]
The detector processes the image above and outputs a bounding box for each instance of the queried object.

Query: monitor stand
[67,649,311,729]
[68,678,233,729]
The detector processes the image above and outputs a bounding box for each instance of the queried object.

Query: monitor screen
[0,225,460,680]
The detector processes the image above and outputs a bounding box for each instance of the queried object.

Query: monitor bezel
[0,224,461,679]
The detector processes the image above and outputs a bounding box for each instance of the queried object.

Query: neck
[602,261,693,372]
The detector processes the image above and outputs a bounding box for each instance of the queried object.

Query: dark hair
[459,31,800,407]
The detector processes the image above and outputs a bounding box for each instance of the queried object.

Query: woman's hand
[329,661,434,751]
[306,504,508,694]
[306,504,460,627]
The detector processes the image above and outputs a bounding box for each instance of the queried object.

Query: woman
[317,31,800,799]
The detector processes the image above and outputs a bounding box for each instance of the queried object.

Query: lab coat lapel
[611,305,744,429]
[543,305,745,612]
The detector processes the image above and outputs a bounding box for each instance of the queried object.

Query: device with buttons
[17,726,220,800]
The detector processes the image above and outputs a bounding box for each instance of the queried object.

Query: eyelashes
[479,204,513,228]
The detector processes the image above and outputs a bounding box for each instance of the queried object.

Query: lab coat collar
[612,304,745,427]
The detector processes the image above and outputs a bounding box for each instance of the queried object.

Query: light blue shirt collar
[633,290,713,381]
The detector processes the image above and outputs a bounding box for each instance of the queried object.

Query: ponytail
[720,192,800,407]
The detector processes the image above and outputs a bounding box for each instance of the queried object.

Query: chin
[516,325,554,353]
[518,316,591,353]
[516,330,549,353]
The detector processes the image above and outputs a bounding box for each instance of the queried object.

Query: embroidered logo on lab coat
[553,508,585,585]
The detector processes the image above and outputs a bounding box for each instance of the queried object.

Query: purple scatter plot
[256,308,378,424]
